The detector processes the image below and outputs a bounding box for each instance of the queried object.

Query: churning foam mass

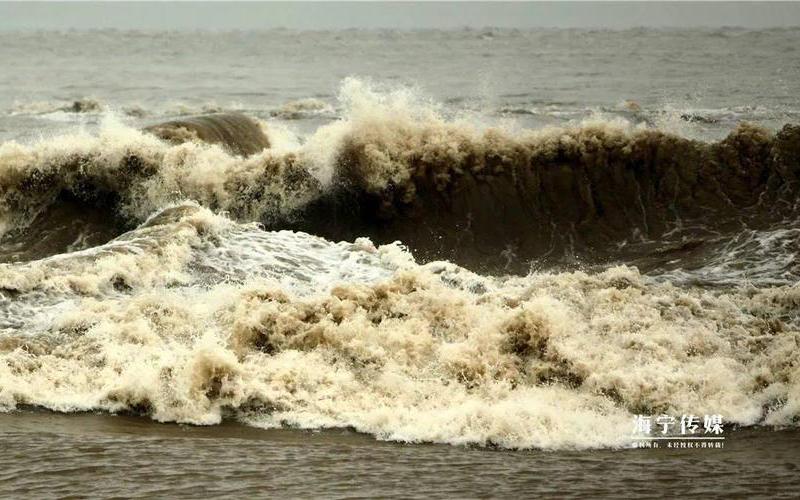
[0,79,799,450]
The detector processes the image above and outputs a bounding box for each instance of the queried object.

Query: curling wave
[0,82,798,272]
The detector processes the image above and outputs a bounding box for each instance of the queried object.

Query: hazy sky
[1,2,799,31]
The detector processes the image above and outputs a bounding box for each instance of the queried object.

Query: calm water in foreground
[1,411,799,498]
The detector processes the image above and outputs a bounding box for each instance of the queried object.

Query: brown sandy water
[1,24,800,498]
[1,410,799,499]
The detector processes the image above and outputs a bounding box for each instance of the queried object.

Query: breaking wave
[1,79,799,449]
[1,79,799,272]
[0,204,798,449]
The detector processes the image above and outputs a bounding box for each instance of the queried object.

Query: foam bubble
[0,205,798,449]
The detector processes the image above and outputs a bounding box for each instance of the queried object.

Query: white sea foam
[0,203,798,449]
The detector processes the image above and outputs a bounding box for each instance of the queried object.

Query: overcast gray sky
[1,2,799,31]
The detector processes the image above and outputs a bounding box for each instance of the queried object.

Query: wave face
[1,80,799,273]
[1,79,800,450]
[298,121,800,273]
[143,113,271,157]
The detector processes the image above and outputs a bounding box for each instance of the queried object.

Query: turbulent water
[1,28,799,455]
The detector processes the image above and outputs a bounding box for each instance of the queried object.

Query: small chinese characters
[632,440,724,449]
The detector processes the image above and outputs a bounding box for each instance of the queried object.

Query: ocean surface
[1,28,799,496]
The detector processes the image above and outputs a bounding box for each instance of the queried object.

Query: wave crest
[1,80,799,271]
